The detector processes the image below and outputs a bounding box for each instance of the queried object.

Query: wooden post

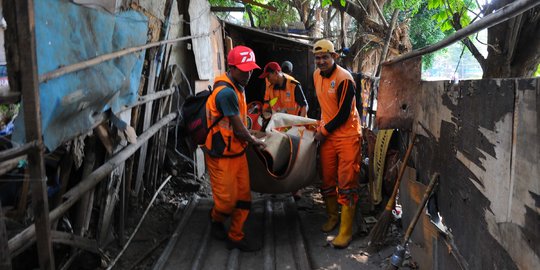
[134,58,157,198]
[1,201,12,269]
[8,0,55,268]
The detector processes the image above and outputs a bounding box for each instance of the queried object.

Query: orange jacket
[263,74,303,115]
[313,65,361,138]
[204,74,248,157]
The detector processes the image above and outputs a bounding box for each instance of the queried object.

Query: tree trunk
[482,0,540,78]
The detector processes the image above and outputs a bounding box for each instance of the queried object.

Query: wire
[453,45,466,81]
[105,175,172,270]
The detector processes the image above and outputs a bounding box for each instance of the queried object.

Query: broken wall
[378,59,539,269]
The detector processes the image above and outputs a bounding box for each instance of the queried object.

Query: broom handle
[384,133,417,211]
[402,173,439,245]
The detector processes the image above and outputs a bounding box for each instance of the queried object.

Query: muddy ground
[93,176,415,270]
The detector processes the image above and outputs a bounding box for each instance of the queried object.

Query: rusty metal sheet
[376,57,421,130]
[400,167,463,270]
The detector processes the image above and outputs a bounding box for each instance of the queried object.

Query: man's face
[315,52,334,73]
[267,71,280,85]
[230,66,252,87]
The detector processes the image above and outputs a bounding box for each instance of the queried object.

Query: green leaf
[340,0,346,7]
[321,0,332,7]
[460,14,471,27]
[441,20,452,31]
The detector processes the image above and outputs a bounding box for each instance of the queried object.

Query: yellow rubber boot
[332,204,356,248]
[321,196,339,232]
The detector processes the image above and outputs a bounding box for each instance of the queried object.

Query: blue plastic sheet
[13,0,148,150]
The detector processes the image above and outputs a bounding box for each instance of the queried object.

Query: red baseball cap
[227,45,261,72]
[258,62,281,78]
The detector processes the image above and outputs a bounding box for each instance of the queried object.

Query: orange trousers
[205,153,251,241]
[319,136,361,206]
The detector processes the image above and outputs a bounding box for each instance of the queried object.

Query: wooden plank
[98,153,125,244]
[14,168,30,220]
[505,78,539,268]
[376,57,421,130]
[50,231,99,253]
[95,124,114,155]
[412,79,520,269]
[52,151,74,208]
[74,136,96,237]
[134,58,157,197]
[0,201,12,269]
[4,0,54,268]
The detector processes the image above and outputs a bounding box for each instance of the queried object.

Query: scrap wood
[95,123,114,155]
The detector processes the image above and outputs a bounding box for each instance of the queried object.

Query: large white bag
[248,113,319,193]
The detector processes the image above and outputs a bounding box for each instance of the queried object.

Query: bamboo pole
[384,0,540,65]
[0,141,37,163]
[8,112,177,256]
[38,34,208,83]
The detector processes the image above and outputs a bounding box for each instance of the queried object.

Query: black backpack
[180,81,233,151]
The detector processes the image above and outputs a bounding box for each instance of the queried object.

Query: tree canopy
[207,0,540,78]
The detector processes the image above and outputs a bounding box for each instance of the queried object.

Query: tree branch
[450,11,487,70]
[369,0,389,28]
[462,37,487,70]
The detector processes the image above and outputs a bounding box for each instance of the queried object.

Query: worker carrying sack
[179,81,232,152]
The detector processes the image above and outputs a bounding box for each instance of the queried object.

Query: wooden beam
[6,0,55,268]
[0,92,20,104]
[0,201,12,269]
[0,156,24,176]
[50,231,99,253]
[384,0,540,65]
[0,141,37,163]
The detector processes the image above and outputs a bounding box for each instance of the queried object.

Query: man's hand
[251,136,267,148]
[314,130,326,142]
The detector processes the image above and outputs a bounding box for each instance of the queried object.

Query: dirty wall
[377,58,539,269]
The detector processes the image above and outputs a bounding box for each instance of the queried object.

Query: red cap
[258,62,281,78]
[227,46,261,72]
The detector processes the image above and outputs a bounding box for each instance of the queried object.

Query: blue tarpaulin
[13,0,148,150]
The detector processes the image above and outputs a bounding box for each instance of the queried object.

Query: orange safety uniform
[204,73,251,242]
[263,74,304,116]
[314,64,361,206]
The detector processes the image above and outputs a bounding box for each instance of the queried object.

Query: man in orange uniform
[312,39,361,248]
[259,62,308,119]
[204,45,266,252]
